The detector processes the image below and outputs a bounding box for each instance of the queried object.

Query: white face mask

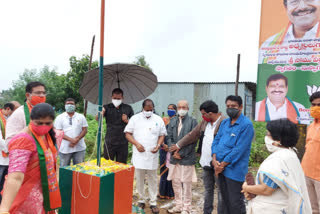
[264,136,281,153]
[112,99,122,107]
[178,109,188,117]
[143,110,153,118]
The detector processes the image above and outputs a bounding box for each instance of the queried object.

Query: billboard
[256,0,320,124]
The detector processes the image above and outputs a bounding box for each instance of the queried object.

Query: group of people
[0,81,89,213]
[119,94,319,214]
[0,81,319,214]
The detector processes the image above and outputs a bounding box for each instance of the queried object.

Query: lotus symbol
[307,85,320,96]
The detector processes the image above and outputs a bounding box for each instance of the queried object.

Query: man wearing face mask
[2,82,46,202]
[96,88,134,164]
[54,98,88,166]
[5,82,47,143]
[125,99,166,214]
[301,91,320,213]
[211,95,254,214]
[169,100,225,214]
[166,100,198,214]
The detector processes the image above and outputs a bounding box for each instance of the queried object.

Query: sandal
[150,205,160,214]
[138,202,145,210]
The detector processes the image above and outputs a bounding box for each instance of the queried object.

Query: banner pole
[97,0,105,167]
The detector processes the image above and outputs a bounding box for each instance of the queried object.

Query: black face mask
[226,108,240,119]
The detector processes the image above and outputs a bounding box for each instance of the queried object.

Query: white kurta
[124,112,167,170]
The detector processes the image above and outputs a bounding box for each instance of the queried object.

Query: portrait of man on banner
[255,74,310,124]
[256,0,320,124]
[259,0,320,64]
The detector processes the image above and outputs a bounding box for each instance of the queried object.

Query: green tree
[133,55,153,72]
[10,69,39,103]
[40,66,67,112]
[0,89,15,107]
[0,66,67,111]
[65,55,98,112]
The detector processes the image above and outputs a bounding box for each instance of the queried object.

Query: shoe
[137,202,145,210]
[181,211,189,214]
[168,207,182,213]
[150,205,160,214]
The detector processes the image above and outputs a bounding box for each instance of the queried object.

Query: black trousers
[0,165,8,203]
[103,143,128,164]
[218,173,246,214]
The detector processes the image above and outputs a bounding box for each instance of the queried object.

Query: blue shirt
[211,114,254,182]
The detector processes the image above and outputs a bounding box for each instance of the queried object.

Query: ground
[132,168,218,214]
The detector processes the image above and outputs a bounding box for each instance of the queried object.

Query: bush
[85,114,106,161]
[249,121,269,167]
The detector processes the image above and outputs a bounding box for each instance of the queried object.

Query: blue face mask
[167,109,176,117]
[65,104,75,113]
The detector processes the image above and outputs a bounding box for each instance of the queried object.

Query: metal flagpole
[97,0,105,166]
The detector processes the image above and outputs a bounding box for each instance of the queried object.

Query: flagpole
[97,0,105,166]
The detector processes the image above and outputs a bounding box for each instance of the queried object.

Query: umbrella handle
[116,71,120,88]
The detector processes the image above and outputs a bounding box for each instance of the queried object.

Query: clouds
[0,0,261,91]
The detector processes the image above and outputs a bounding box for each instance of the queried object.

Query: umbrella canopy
[80,63,158,104]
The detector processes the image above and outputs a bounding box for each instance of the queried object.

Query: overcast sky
[0,0,261,91]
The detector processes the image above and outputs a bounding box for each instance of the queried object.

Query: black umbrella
[80,63,158,104]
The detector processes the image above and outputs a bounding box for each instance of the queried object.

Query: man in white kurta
[125,99,166,211]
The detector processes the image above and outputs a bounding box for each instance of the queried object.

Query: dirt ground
[132,168,218,214]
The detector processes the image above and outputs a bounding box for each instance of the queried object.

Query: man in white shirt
[255,74,309,124]
[169,100,225,214]
[54,98,88,167]
[125,99,166,214]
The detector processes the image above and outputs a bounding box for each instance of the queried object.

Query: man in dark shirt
[96,88,134,163]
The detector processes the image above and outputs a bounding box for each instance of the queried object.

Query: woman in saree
[0,103,61,214]
[242,119,311,213]
[158,104,176,199]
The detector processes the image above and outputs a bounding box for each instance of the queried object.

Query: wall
[87,82,255,120]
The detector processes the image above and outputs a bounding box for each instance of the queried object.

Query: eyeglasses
[69,117,72,125]
[33,121,53,126]
[31,91,47,96]
[287,0,317,6]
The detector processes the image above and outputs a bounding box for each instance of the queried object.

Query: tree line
[0,55,151,112]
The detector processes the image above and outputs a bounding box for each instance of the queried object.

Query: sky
[0,0,262,91]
